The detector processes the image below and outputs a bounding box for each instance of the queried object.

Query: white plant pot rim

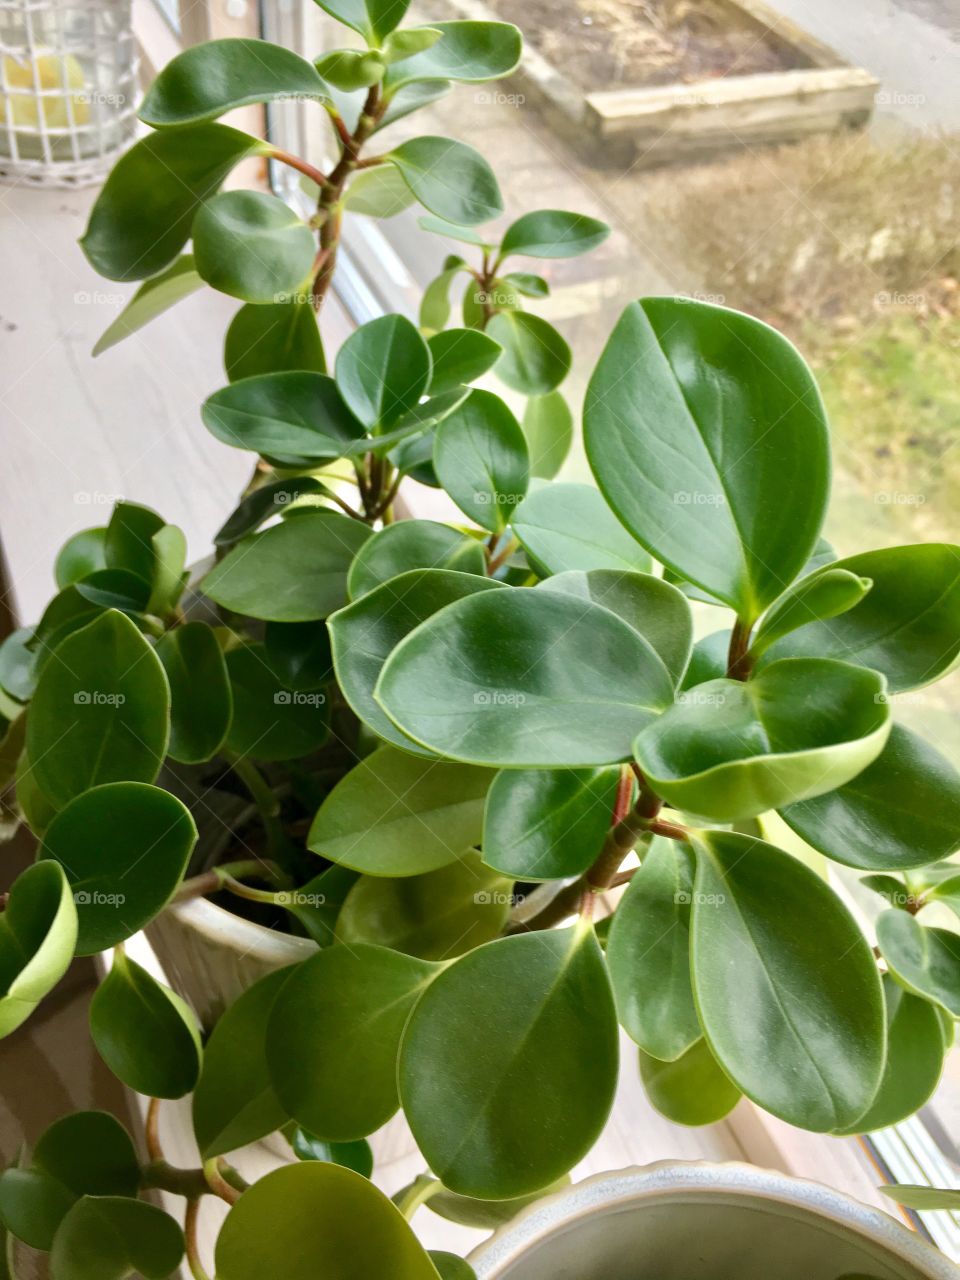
[467,1161,958,1278]
[159,894,316,964]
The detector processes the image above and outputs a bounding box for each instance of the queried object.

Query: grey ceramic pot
[468,1163,959,1280]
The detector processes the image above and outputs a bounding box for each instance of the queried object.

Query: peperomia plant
[1,3,960,1277]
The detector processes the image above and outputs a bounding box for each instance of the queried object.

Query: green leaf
[690,830,885,1131]
[214,477,328,546]
[140,38,327,126]
[633,658,890,822]
[348,520,485,599]
[779,725,960,872]
[584,298,831,620]
[377,588,673,766]
[315,48,386,90]
[0,627,36,702]
[89,951,201,1098]
[203,371,365,461]
[215,1163,440,1280]
[427,329,501,395]
[429,1254,475,1280]
[81,123,265,282]
[328,568,504,750]
[49,1197,184,1280]
[500,210,609,259]
[384,21,522,88]
[879,1185,960,1212]
[425,1178,569,1229]
[638,1040,741,1126]
[193,191,315,304]
[0,862,76,1039]
[833,977,945,1135]
[193,967,291,1158]
[92,256,203,356]
[314,0,412,41]
[511,483,652,577]
[379,78,452,128]
[335,314,432,431]
[224,643,329,761]
[0,1168,75,1250]
[521,391,572,479]
[224,301,325,382]
[290,1132,373,1177]
[264,621,332,691]
[418,215,494,249]
[25,611,170,808]
[751,569,872,656]
[344,164,416,218]
[420,259,468,332]
[433,390,529,532]
[761,544,960,693]
[203,512,372,621]
[536,570,692,685]
[388,138,502,227]
[309,746,492,876]
[487,311,570,396]
[33,1112,140,1197]
[482,767,619,880]
[503,272,549,298]
[40,782,196,954]
[155,623,231,764]
[382,27,442,62]
[607,839,701,1060]
[268,944,440,1139]
[70,568,148,616]
[400,926,618,1197]
[103,500,163,585]
[54,529,107,590]
[877,910,960,1016]
[337,853,511,959]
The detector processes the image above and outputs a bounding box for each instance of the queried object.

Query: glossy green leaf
[400,926,618,1197]
[224,643,329,760]
[348,520,485,599]
[634,658,890,822]
[0,1167,74,1250]
[427,329,501,395]
[89,951,201,1098]
[328,568,503,750]
[751,568,872,656]
[487,311,570,396]
[337,853,511,959]
[315,47,385,90]
[49,1197,183,1280]
[500,210,609,259]
[418,215,494,249]
[344,163,416,217]
[690,830,885,1131]
[429,1254,474,1280]
[224,300,325,382]
[638,1039,740,1126]
[92,256,203,356]
[833,977,945,1135]
[203,371,364,460]
[877,910,960,1016]
[81,123,264,281]
[214,477,327,546]
[103,500,163,585]
[584,298,830,619]
[193,966,291,1158]
[384,21,521,88]
[0,862,76,1039]
[762,544,960,693]
[426,1178,569,1229]
[335,314,432,431]
[26,611,170,808]
[33,1112,140,1198]
[215,1163,440,1280]
[14,751,58,835]
[420,259,468,332]
[537,570,692,685]
[433,390,529,532]
[382,26,441,62]
[73,568,149,615]
[268,944,439,1139]
[482,767,618,880]
[54,529,106,589]
[780,725,960,871]
[879,1185,960,1212]
[607,839,700,1060]
[156,622,231,764]
[388,138,502,227]
[264,620,332,690]
[0,628,36,702]
[41,782,196,954]
[290,1131,373,1177]
[378,587,673,766]
[315,0,411,40]
[503,271,549,298]
[193,191,315,304]
[309,746,492,875]
[203,512,372,621]
[521,391,572,479]
[511,483,652,578]
[140,38,327,125]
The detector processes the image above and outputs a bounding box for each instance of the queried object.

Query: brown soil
[486,0,805,91]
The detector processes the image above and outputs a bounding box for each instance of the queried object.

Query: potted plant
[1,3,960,1276]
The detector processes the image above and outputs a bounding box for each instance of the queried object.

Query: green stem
[184,1199,211,1280]
[228,754,280,819]
[203,1158,242,1206]
[174,859,286,904]
[727,617,754,680]
[141,1160,209,1200]
[394,1173,441,1221]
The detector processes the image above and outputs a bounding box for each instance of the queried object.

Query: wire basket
[0,0,138,187]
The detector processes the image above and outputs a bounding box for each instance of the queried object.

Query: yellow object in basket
[2,51,90,129]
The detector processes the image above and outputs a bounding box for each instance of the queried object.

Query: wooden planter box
[447,0,879,168]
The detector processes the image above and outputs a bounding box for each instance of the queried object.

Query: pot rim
[157,895,316,963]
[467,1161,958,1279]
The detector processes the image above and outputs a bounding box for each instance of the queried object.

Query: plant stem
[175,859,286,903]
[220,873,289,907]
[727,617,754,680]
[141,1160,209,1200]
[267,146,331,190]
[228,754,280,819]
[393,1173,441,1221]
[145,1096,163,1162]
[184,1199,212,1280]
[203,1158,242,1206]
[487,535,519,576]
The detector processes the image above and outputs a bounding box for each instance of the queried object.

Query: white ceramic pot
[468,1163,959,1280]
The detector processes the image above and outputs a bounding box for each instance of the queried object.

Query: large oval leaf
[335,314,432,431]
[388,138,502,226]
[690,830,885,1131]
[40,782,197,954]
[780,724,960,871]
[399,926,618,1198]
[33,1112,140,1197]
[433,390,529,533]
[877,910,960,1016]
[384,20,521,87]
[427,328,501,395]
[500,209,610,259]
[140,38,327,126]
[511,483,651,578]
[0,862,76,1039]
[156,622,232,764]
[193,191,315,304]
[376,588,674,766]
[487,312,571,396]
[224,300,325,382]
[584,298,830,619]
[49,1197,183,1280]
[203,371,364,460]
[347,520,485,599]
[0,1167,75,1251]
[633,658,890,822]
[203,512,372,621]
[26,610,170,808]
[521,390,573,479]
[267,944,439,1140]
[224,643,329,761]
[638,1040,741,1126]
[309,746,492,876]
